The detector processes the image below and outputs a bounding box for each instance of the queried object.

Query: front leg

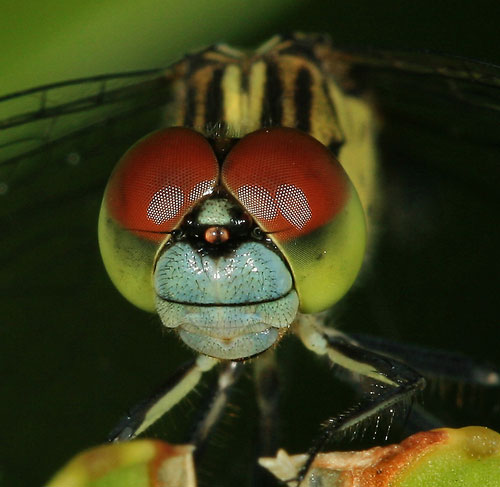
[295,315,426,483]
[108,354,218,442]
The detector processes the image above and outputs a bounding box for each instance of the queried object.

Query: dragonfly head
[98,127,366,359]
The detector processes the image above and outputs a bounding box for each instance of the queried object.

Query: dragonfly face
[1,32,499,487]
[97,36,372,360]
[99,124,365,359]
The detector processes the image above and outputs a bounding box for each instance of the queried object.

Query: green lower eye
[279,184,367,313]
[98,202,158,312]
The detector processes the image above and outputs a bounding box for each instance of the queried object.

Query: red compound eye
[222,127,349,241]
[105,128,218,241]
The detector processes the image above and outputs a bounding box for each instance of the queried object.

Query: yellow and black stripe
[165,33,379,229]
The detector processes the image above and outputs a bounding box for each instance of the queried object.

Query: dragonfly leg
[253,350,281,457]
[191,360,244,449]
[350,332,500,431]
[351,332,500,390]
[108,354,218,442]
[293,315,426,484]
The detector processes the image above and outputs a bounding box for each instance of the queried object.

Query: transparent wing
[332,47,500,89]
[330,47,500,190]
[0,70,172,157]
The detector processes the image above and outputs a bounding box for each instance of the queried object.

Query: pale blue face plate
[155,242,293,304]
[154,198,299,360]
[155,242,299,359]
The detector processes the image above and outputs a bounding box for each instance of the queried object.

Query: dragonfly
[1,33,499,487]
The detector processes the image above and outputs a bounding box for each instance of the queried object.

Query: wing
[0,70,172,159]
[329,47,500,191]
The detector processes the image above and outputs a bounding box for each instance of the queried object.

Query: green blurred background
[1,1,499,486]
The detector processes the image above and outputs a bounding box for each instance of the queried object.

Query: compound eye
[105,127,218,241]
[222,127,349,241]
